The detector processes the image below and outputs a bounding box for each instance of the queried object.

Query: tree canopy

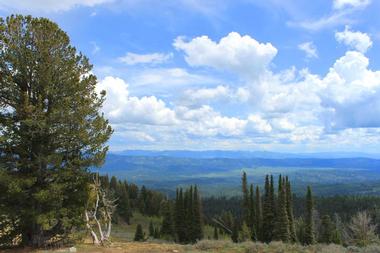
[0,15,112,247]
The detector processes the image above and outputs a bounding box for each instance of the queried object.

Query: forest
[2,14,380,253]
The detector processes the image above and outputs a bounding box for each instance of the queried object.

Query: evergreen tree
[149,220,154,237]
[110,176,118,192]
[161,200,175,238]
[0,15,112,247]
[154,227,160,239]
[117,183,132,224]
[242,172,250,225]
[173,185,203,243]
[304,186,315,245]
[239,222,251,242]
[231,220,239,243]
[138,185,148,215]
[183,186,192,242]
[296,217,306,244]
[175,188,186,242]
[221,211,234,232]
[192,185,204,242]
[270,175,276,217]
[255,186,263,241]
[331,214,343,245]
[249,184,257,240]
[320,215,333,243]
[263,175,275,242]
[274,181,290,242]
[134,224,145,241]
[213,226,219,240]
[100,175,110,190]
[286,177,297,243]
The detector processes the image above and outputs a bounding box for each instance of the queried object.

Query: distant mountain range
[111,150,380,159]
[99,150,380,196]
[100,150,380,196]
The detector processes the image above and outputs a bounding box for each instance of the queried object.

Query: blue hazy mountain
[98,151,380,196]
[112,150,380,159]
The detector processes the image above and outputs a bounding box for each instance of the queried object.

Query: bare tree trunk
[85,210,100,245]
[85,174,117,246]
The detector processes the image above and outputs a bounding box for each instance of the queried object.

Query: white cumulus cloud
[247,115,272,133]
[319,51,380,129]
[173,32,277,79]
[97,76,177,125]
[335,26,372,53]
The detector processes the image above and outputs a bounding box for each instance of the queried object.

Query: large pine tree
[241,172,250,226]
[174,188,186,243]
[249,183,256,240]
[320,215,333,244]
[274,180,290,242]
[192,185,203,242]
[173,185,203,243]
[255,186,263,242]
[160,200,175,238]
[262,175,275,242]
[285,177,297,242]
[134,224,145,241]
[0,15,112,247]
[117,182,132,224]
[304,186,315,245]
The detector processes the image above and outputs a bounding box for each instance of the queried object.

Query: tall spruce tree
[255,186,263,242]
[110,176,118,192]
[274,181,290,242]
[138,185,148,215]
[173,186,203,243]
[149,221,154,237]
[231,220,239,243]
[134,224,145,241]
[263,175,275,242]
[184,186,193,242]
[241,172,250,226]
[320,215,333,244]
[285,177,297,242]
[270,175,276,217]
[117,182,132,224]
[175,188,186,243]
[0,15,112,247]
[249,184,257,240]
[160,200,175,238]
[192,185,203,242]
[213,226,219,240]
[304,186,315,245]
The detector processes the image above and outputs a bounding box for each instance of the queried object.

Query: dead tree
[85,174,117,245]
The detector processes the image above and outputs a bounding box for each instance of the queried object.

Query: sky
[1,0,380,153]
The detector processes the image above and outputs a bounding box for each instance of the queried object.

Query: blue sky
[1,0,380,152]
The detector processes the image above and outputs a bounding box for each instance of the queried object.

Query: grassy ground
[5,240,380,253]
[111,213,226,242]
[3,215,380,252]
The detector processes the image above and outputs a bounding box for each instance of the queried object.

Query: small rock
[173,250,179,253]
[69,247,77,252]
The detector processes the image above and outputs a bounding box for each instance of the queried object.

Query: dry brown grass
[1,242,185,253]
[3,240,380,253]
